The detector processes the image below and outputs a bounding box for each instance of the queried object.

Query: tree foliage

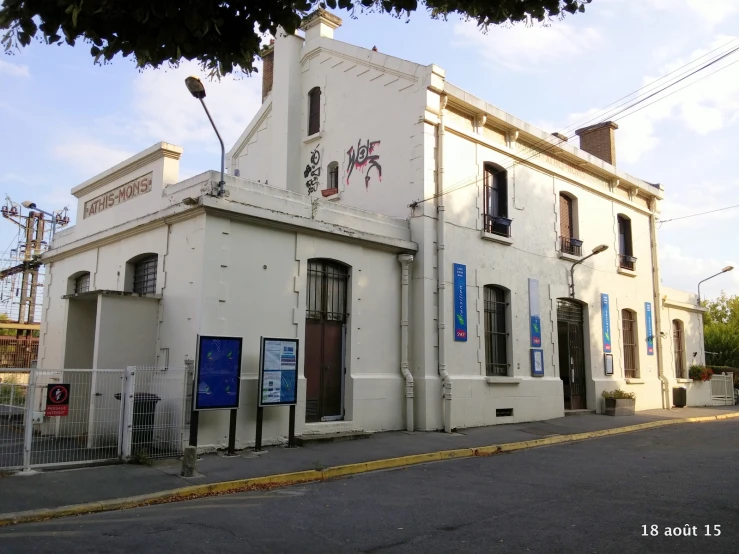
[0,1,592,77]
[703,292,739,368]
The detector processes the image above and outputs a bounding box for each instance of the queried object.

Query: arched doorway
[557,299,586,410]
[305,259,349,422]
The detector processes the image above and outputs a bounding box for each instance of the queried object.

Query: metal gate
[557,299,587,410]
[0,366,189,471]
[711,373,734,406]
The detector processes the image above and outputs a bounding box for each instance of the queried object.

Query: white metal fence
[710,373,734,405]
[0,366,189,471]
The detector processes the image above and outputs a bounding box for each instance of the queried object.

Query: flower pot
[321,188,339,197]
[604,397,635,416]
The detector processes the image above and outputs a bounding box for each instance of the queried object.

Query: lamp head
[722,265,734,273]
[21,201,36,209]
[592,244,609,254]
[185,76,206,99]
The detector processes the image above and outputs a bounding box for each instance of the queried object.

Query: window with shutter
[622,309,639,378]
[560,194,573,239]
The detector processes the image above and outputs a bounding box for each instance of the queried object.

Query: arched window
[75,272,90,294]
[327,161,339,191]
[483,163,510,237]
[560,193,581,256]
[484,285,509,376]
[622,308,639,378]
[127,254,158,295]
[617,214,635,270]
[308,87,321,136]
[673,319,686,378]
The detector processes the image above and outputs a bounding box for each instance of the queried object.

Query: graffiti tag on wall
[304,145,321,194]
[346,139,382,189]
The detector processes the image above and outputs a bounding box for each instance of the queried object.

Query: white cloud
[53,139,134,176]
[0,59,30,77]
[452,21,601,73]
[659,242,738,298]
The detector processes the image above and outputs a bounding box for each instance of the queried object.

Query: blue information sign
[601,294,612,353]
[453,263,467,342]
[645,302,654,356]
[194,335,243,411]
[258,337,300,407]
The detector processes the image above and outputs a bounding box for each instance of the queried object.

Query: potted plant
[689,364,713,381]
[602,389,636,416]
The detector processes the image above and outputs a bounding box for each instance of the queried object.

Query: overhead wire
[410,40,739,207]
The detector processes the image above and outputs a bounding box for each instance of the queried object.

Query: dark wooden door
[557,299,587,410]
[304,260,348,422]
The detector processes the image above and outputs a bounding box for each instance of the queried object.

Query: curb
[1,412,737,527]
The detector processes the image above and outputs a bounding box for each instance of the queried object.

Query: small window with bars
[327,162,339,190]
[484,285,509,377]
[306,260,348,322]
[308,87,321,136]
[673,319,686,378]
[75,273,90,294]
[622,309,639,378]
[133,255,158,295]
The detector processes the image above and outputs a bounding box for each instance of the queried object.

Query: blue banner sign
[601,294,612,353]
[258,337,300,406]
[453,263,467,341]
[529,278,542,347]
[645,302,654,356]
[195,335,243,411]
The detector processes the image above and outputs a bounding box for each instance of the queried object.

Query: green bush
[689,365,713,382]
[0,375,27,406]
[601,389,636,400]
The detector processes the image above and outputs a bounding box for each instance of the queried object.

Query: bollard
[181,445,198,477]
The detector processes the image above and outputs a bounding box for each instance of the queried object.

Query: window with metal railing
[622,309,639,378]
[484,285,509,376]
[133,256,158,295]
[618,215,636,270]
[560,237,582,257]
[483,163,511,237]
[75,273,90,294]
[673,319,686,378]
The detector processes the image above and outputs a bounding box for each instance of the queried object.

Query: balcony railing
[619,254,637,271]
[484,215,512,238]
[560,236,583,257]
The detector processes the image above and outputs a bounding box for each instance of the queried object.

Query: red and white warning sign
[45,384,71,417]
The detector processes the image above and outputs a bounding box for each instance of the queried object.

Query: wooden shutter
[308,88,321,135]
[560,194,573,238]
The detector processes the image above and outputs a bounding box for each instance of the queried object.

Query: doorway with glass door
[557,299,587,410]
[304,259,348,422]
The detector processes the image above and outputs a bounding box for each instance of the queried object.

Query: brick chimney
[260,40,275,103]
[575,121,618,166]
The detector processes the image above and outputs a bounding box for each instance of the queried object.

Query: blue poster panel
[531,349,544,377]
[645,302,654,356]
[601,294,612,353]
[453,263,468,342]
[258,337,300,407]
[194,335,243,411]
[529,278,542,347]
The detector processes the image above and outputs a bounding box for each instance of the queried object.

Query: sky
[1,0,738,302]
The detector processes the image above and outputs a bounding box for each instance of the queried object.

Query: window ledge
[321,188,340,200]
[485,377,522,385]
[304,132,322,144]
[617,267,638,278]
[559,252,582,263]
[676,378,693,384]
[625,378,645,384]
[481,231,514,246]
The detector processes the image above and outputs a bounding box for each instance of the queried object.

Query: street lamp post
[184,76,225,197]
[697,266,734,305]
[570,244,609,298]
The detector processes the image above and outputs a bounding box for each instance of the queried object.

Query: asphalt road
[1,420,738,554]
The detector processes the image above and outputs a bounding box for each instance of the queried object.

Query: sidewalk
[1,405,738,518]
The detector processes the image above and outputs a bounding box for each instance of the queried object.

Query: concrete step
[295,431,370,446]
[564,409,597,416]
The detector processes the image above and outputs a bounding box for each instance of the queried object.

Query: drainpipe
[437,94,453,433]
[398,254,415,432]
[648,202,670,409]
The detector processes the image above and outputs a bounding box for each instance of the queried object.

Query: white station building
[38,9,710,449]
